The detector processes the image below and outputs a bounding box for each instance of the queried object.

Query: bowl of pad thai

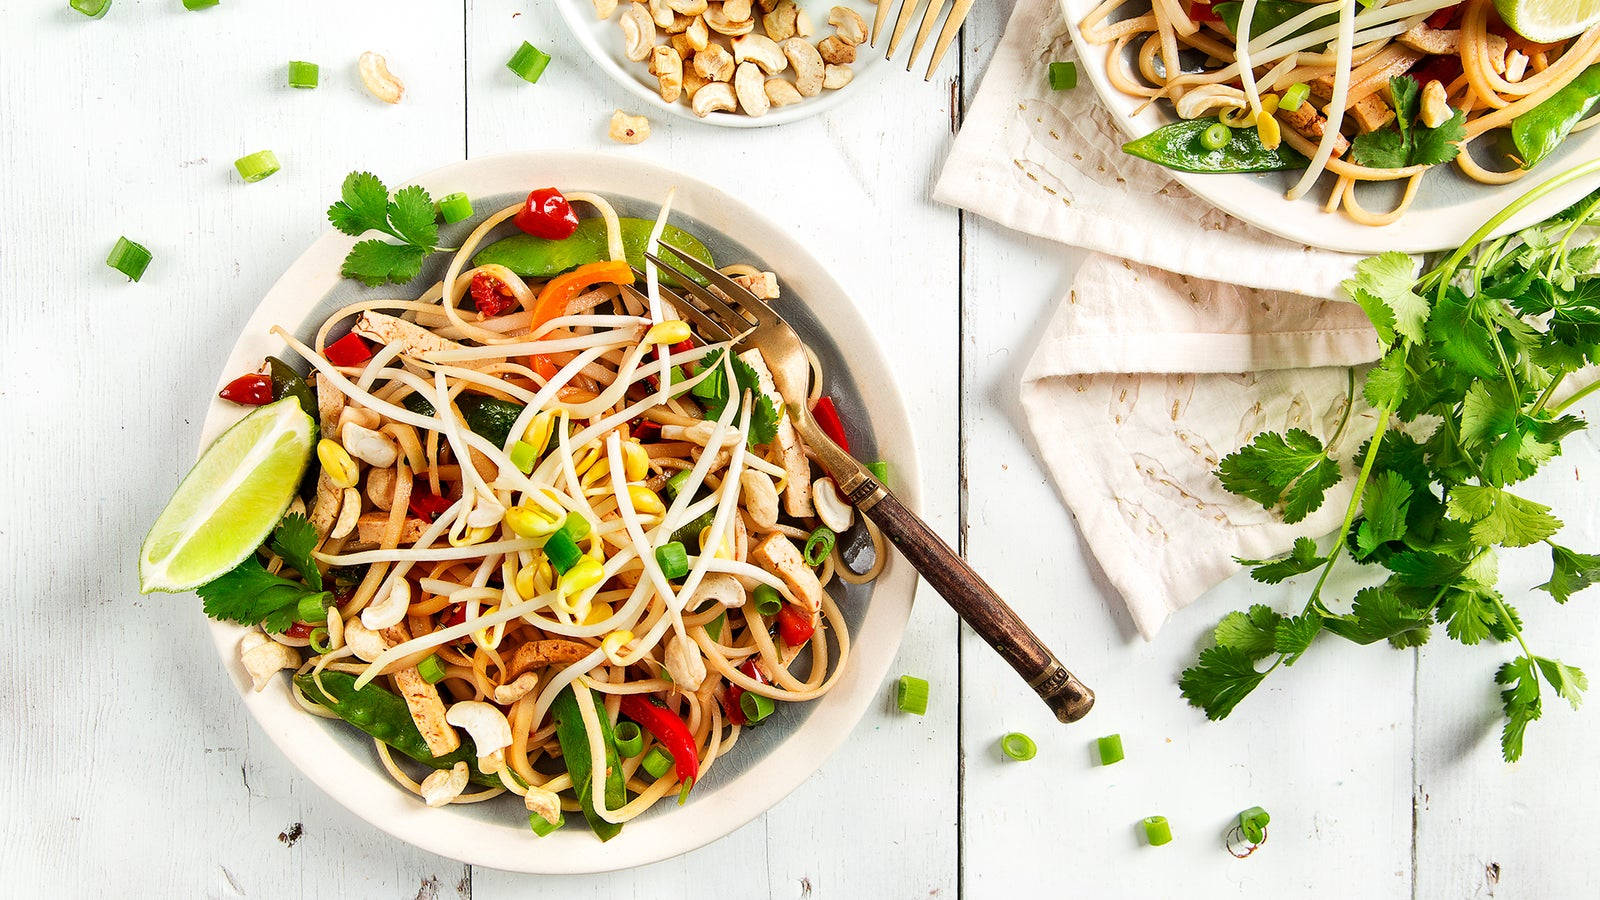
[139,153,920,872]
[1065,0,1600,251]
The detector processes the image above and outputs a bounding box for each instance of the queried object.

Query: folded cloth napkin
[933,0,1387,638]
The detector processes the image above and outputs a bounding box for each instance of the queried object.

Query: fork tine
[905,0,949,72]
[633,260,755,338]
[623,281,735,344]
[885,0,925,60]
[922,0,976,80]
[871,0,894,45]
[644,248,766,328]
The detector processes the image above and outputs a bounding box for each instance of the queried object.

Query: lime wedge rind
[138,397,315,594]
[1495,0,1600,43]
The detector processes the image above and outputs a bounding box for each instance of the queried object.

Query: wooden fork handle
[855,488,1095,724]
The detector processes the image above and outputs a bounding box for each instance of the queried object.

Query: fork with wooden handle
[641,247,1095,724]
[872,0,978,80]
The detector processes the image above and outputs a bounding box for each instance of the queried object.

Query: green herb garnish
[1350,77,1466,170]
[327,171,444,286]
[692,349,780,448]
[197,514,328,633]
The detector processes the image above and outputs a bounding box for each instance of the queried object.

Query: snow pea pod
[401,392,524,448]
[294,670,498,787]
[1512,65,1600,169]
[268,356,318,424]
[551,684,626,841]
[472,217,713,286]
[1215,0,1336,44]
[1123,118,1309,174]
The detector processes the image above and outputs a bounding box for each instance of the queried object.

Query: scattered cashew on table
[600,0,866,119]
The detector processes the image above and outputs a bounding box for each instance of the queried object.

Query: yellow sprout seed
[523,412,555,458]
[628,485,665,517]
[644,320,691,345]
[560,557,606,597]
[505,504,562,539]
[1256,112,1282,151]
[582,601,614,626]
[317,439,360,489]
[449,525,495,548]
[601,630,634,663]
[621,441,649,482]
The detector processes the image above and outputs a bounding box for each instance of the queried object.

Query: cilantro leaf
[327,171,392,237]
[1323,584,1431,648]
[1496,656,1541,762]
[197,556,324,633]
[1179,646,1266,720]
[1355,469,1413,559]
[1237,536,1325,584]
[1351,128,1408,170]
[1363,348,1410,409]
[326,171,443,287]
[1218,429,1340,523]
[1213,604,1283,660]
[270,513,322,591]
[1535,656,1587,710]
[1273,613,1322,663]
[388,184,440,249]
[1342,252,1427,346]
[342,239,427,287]
[1388,75,1419,130]
[1536,543,1600,603]
[1410,109,1465,166]
[694,350,781,449]
[1447,484,1562,547]
[1349,80,1462,168]
[1437,588,1504,645]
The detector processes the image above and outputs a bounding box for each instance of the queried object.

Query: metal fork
[642,246,1094,724]
[872,0,978,81]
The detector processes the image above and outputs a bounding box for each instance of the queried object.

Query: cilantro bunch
[1183,172,1600,762]
[327,171,445,286]
[1350,77,1466,170]
[198,514,329,633]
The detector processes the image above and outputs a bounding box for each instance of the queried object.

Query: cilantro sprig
[197,514,328,634]
[688,349,780,448]
[327,171,444,286]
[1350,77,1466,170]
[1183,174,1600,761]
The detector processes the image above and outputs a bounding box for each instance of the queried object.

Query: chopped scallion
[529,811,563,836]
[1097,733,1124,765]
[1280,82,1310,111]
[613,721,644,757]
[287,60,319,89]
[803,527,835,566]
[705,611,726,642]
[1143,815,1173,846]
[664,469,693,501]
[543,529,583,574]
[308,627,332,655]
[506,41,553,84]
[656,541,689,579]
[106,237,152,282]
[295,593,327,624]
[740,690,775,724]
[1200,122,1233,151]
[436,191,474,224]
[509,440,537,474]
[234,150,280,183]
[70,0,111,18]
[1238,806,1270,844]
[417,654,447,684]
[896,675,929,715]
[1048,61,1077,91]
[182,0,219,9]
[641,745,674,779]
[753,584,783,616]
[867,461,890,485]
[560,512,591,541]
[1000,732,1036,761]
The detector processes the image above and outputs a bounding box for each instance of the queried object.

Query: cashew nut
[740,469,780,529]
[343,618,389,662]
[593,0,619,19]
[686,13,710,50]
[823,63,853,90]
[663,12,693,33]
[341,421,398,468]
[733,33,788,73]
[670,32,696,57]
[1419,79,1453,128]
[733,270,780,298]
[446,700,514,760]
[240,635,299,692]
[331,487,362,540]
[365,465,395,510]
[684,67,710,100]
[795,6,814,36]
[690,572,747,610]
[666,0,707,12]
[361,577,411,630]
[325,605,345,651]
[1505,50,1528,83]
[525,786,563,826]
[812,476,854,533]
[765,77,803,107]
[338,406,381,432]
[734,62,770,116]
[818,35,856,65]
[606,109,652,144]
[704,5,755,35]
[663,632,707,690]
[781,38,824,96]
[650,44,684,103]
[693,42,735,81]
[492,671,540,705]
[621,4,658,62]
[763,0,798,41]
[358,51,405,104]
[1173,83,1246,120]
[649,0,676,28]
[828,6,868,44]
[420,762,470,807]
[723,0,753,21]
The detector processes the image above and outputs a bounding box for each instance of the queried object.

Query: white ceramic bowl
[553,0,884,127]
[198,151,920,873]
[1060,0,1600,253]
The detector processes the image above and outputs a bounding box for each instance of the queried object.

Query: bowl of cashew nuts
[557,0,882,129]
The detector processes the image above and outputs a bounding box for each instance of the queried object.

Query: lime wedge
[1495,0,1600,42]
[139,396,315,593]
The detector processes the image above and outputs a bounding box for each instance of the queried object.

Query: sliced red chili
[775,604,816,647]
[409,489,455,523]
[514,188,580,240]
[469,271,519,317]
[811,396,850,451]
[219,373,274,406]
[619,695,701,784]
[1185,0,1221,23]
[284,621,317,639]
[631,419,662,441]
[325,333,373,367]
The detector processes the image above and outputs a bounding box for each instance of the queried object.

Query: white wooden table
[5,1,1597,896]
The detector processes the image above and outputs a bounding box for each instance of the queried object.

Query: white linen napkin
[934,0,1387,638]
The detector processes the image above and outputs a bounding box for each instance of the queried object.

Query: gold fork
[872,0,978,80]
[642,246,1094,724]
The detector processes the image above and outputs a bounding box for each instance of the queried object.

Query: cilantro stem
[1490,593,1537,665]
[1530,374,1566,417]
[1325,369,1357,452]
[1552,194,1600,277]
[1306,401,1397,608]
[1484,310,1521,400]
[1552,375,1600,416]
[1443,415,1485,480]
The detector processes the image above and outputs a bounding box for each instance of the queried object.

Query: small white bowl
[198,151,921,873]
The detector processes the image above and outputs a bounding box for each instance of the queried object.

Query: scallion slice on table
[106,237,152,281]
[613,721,644,757]
[182,0,219,8]
[753,584,783,616]
[1238,806,1270,844]
[436,191,474,224]
[1096,733,1124,765]
[897,675,929,715]
[506,42,552,84]
[417,654,447,684]
[1142,815,1173,846]
[234,150,281,183]
[999,732,1036,761]
[70,0,111,18]
[1048,61,1077,91]
[641,745,674,779]
[287,60,319,89]
[740,691,775,724]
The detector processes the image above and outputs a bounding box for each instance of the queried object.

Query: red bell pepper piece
[775,604,816,647]
[619,695,701,785]
[469,271,519,317]
[325,333,373,367]
[219,373,274,406]
[1185,0,1221,23]
[514,188,580,240]
[721,658,768,726]
[409,489,455,523]
[811,396,849,451]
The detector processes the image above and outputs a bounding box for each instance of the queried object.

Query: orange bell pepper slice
[529,260,635,379]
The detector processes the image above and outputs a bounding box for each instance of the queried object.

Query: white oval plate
[198,151,921,873]
[553,0,884,127]
[1060,0,1600,254]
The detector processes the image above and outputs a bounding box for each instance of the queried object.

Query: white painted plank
[0,2,468,895]
[464,1,962,895]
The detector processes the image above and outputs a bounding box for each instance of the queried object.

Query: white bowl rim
[196,150,922,873]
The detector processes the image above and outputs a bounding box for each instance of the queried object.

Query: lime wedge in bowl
[140,396,315,593]
[1495,0,1600,42]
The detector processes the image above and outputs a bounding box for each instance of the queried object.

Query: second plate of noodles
[194,152,920,873]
